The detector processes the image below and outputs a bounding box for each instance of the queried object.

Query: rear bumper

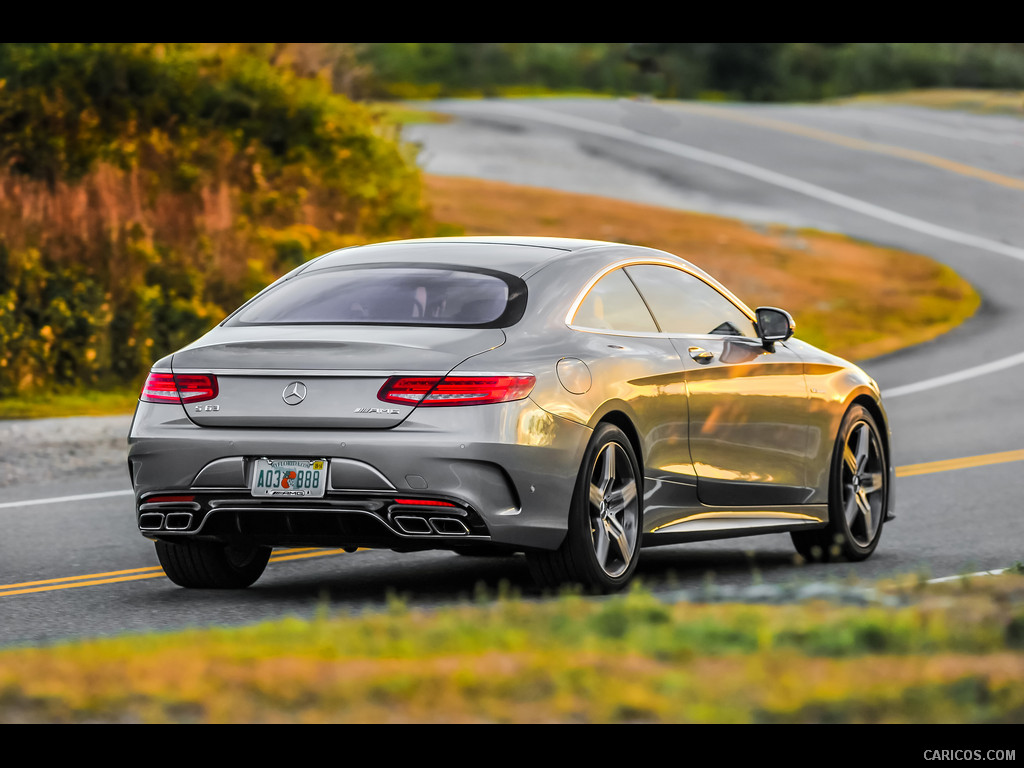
[128,398,592,551]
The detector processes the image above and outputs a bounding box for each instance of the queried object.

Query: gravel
[0,415,133,487]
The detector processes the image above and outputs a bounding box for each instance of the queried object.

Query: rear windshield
[227,265,527,328]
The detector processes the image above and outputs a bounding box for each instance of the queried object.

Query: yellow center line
[269,548,353,563]
[2,566,165,591]
[0,548,353,598]
[0,572,169,597]
[896,449,1024,478]
[4,447,1021,600]
[668,102,1024,192]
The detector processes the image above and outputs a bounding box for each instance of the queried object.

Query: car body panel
[128,237,893,571]
[170,325,507,429]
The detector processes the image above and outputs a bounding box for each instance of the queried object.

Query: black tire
[792,405,888,563]
[155,539,272,589]
[527,423,643,592]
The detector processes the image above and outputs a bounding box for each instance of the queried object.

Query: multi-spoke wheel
[792,405,888,562]
[527,423,643,591]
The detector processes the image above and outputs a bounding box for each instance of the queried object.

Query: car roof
[302,237,643,277]
[297,237,741,309]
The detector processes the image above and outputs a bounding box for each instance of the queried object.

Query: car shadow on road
[145,542,849,612]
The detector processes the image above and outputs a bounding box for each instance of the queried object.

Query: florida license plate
[251,459,327,498]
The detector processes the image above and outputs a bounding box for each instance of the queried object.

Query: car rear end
[128,258,590,562]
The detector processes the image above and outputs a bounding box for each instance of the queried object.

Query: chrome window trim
[565,258,757,338]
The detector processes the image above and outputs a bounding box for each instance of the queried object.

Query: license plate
[251,459,327,498]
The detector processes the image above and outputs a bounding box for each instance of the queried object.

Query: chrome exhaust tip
[393,515,433,535]
[164,512,194,531]
[139,512,165,531]
[430,517,470,536]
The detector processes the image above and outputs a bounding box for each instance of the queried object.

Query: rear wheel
[792,405,888,562]
[527,424,643,592]
[155,539,272,589]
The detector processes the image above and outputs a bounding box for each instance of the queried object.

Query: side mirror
[756,307,795,350]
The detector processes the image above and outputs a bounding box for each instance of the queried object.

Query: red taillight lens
[378,375,535,407]
[141,372,218,404]
[377,376,443,405]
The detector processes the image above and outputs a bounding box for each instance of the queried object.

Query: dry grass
[425,175,979,361]
[838,88,1024,116]
[0,172,980,418]
[1,577,1022,723]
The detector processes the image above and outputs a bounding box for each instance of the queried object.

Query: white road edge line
[4,108,1021,512]
[883,349,1024,398]
[472,102,1024,263]
[926,569,1009,584]
[454,102,1024,395]
[0,490,134,510]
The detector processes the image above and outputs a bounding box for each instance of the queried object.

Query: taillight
[378,375,535,407]
[141,372,218,404]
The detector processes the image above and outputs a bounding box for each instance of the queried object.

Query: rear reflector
[378,375,535,407]
[141,373,218,404]
[393,498,457,507]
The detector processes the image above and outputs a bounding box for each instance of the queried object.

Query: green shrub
[0,44,432,397]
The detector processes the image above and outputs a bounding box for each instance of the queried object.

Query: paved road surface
[2,98,1023,647]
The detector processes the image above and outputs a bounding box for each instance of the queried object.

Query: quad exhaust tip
[430,517,470,535]
[393,515,433,535]
[138,511,195,532]
[392,515,470,536]
[139,512,165,531]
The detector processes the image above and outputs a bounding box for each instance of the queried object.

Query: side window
[573,268,658,333]
[625,264,757,338]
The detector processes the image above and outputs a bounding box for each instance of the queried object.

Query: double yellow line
[0,548,352,598]
[2,448,1022,598]
[669,102,1024,192]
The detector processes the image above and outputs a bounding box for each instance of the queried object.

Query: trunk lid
[171,325,505,429]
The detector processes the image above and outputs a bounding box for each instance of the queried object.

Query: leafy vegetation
[0,43,433,398]
[0,173,980,418]
[355,43,1024,103]
[1,576,1023,723]
[0,42,999,405]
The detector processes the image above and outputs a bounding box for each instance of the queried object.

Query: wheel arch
[593,409,644,481]
[851,394,890,451]
[848,392,896,519]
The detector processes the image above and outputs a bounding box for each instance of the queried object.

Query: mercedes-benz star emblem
[282,381,307,406]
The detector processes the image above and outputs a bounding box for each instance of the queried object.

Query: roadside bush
[356,43,1024,103]
[0,44,433,397]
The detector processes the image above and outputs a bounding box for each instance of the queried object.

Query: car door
[624,263,812,508]
[566,266,693,489]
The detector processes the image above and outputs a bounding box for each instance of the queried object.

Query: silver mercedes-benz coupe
[128,237,894,591]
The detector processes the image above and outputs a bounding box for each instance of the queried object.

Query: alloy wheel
[587,442,640,578]
[840,420,885,548]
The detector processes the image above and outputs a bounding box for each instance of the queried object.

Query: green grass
[1,575,1022,723]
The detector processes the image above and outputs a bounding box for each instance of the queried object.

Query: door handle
[689,347,715,363]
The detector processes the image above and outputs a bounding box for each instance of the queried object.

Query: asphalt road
[2,97,1023,647]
